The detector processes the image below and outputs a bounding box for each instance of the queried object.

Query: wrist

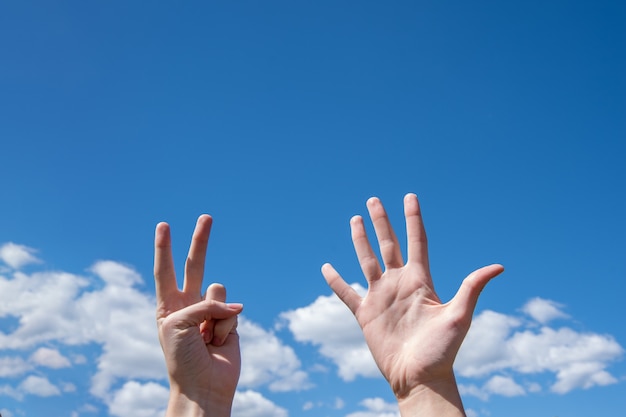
[396,374,466,417]
[166,385,233,417]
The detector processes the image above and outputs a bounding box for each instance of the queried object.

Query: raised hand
[322,194,503,416]
[154,215,242,417]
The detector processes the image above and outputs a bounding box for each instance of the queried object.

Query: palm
[357,267,460,395]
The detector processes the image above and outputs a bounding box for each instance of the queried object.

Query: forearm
[166,387,232,417]
[396,374,466,417]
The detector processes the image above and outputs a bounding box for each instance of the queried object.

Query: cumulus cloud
[550,361,618,393]
[0,384,21,400]
[483,375,526,397]
[19,375,61,397]
[1,242,623,417]
[239,317,311,391]
[345,397,400,417]
[0,349,71,380]
[0,250,317,417]
[108,381,168,417]
[0,356,32,377]
[233,389,288,417]
[455,311,522,377]
[30,348,71,369]
[522,298,569,324]
[0,243,41,269]
[280,283,379,381]
[0,270,90,349]
[460,375,528,401]
[0,251,316,416]
[0,260,166,409]
[81,261,165,399]
[0,374,71,401]
[282,286,623,397]
[90,260,142,287]
[456,309,623,394]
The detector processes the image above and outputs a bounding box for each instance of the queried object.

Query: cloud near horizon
[0,242,623,416]
[280,285,624,399]
[0,243,309,416]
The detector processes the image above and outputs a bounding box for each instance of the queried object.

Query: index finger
[154,222,177,301]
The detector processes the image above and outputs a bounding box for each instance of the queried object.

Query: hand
[154,214,243,417]
[322,194,503,416]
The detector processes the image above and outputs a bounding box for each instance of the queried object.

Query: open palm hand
[323,194,503,413]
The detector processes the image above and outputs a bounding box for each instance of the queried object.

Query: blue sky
[1,1,625,416]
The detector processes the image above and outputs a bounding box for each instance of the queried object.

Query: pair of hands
[154,194,503,416]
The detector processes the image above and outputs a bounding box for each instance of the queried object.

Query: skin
[322,194,504,416]
[154,194,502,417]
[154,214,242,417]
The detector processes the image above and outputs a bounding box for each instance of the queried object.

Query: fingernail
[227,303,243,310]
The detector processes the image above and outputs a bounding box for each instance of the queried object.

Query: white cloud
[345,397,400,417]
[280,284,379,381]
[483,375,525,397]
[283,288,623,397]
[551,361,618,393]
[461,375,527,401]
[0,254,308,414]
[90,260,142,287]
[0,243,41,269]
[19,375,61,397]
[108,381,168,417]
[0,270,89,349]
[239,317,311,392]
[0,384,21,400]
[0,260,166,408]
[80,262,166,399]
[30,347,71,369]
[0,356,32,377]
[233,389,288,417]
[456,308,623,394]
[522,298,569,324]
[459,383,489,401]
[455,311,522,377]
[1,243,624,417]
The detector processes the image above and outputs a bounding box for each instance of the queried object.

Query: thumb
[168,300,243,331]
[450,264,504,323]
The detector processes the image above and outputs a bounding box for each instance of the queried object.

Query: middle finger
[183,214,213,295]
[366,197,404,269]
